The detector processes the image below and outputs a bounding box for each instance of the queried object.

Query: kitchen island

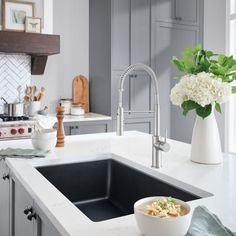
[1,131,236,235]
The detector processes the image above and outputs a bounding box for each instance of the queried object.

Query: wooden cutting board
[72,75,89,113]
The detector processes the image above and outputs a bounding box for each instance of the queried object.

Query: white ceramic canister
[70,104,85,116]
[28,101,41,116]
[60,99,72,115]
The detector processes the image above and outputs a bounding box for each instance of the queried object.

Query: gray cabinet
[153,0,202,26]
[63,120,112,136]
[34,203,60,236]
[112,0,151,70]
[112,0,130,70]
[0,161,10,236]
[89,0,203,136]
[13,177,60,236]
[13,180,34,236]
[90,0,153,133]
[152,21,201,140]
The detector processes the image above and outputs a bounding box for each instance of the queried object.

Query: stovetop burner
[0,115,30,122]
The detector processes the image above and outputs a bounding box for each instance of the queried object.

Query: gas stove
[0,115,37,140]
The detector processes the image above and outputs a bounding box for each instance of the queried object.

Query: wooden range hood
[0,31,60,75]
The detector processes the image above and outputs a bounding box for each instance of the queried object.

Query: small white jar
[70,104,85,116]
[60,99,72,115]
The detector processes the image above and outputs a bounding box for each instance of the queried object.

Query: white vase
[191,112,222,164]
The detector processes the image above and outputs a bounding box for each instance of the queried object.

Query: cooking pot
[1,97,24,116]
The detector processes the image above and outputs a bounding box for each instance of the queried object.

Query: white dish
[32,129,57,151]
[134,196,191,236]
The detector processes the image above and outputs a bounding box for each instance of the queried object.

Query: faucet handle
[162,128,170,152]
[159,141,170,152]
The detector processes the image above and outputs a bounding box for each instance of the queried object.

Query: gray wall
[32,0,89,112]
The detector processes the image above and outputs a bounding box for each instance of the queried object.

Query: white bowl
[134,197,191,236]
[32,129,57,151]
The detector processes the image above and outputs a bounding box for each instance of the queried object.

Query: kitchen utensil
[38,106,49,116]
[134,197,191,236]
[24,95,31,103]
[1,97,24,116]
[70,104,84,116]
[36,87,46,101]
[31,85,37,100]
[25,86,33,101]
[72,75,89,113]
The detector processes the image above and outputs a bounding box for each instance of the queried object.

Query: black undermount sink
[36,158,210,222]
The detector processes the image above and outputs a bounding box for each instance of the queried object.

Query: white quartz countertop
[48,112,112,123]
[1,131,236,236]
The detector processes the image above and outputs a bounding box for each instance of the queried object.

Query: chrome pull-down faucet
[116,63,170,168]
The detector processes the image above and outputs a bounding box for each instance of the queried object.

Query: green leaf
[215,102,222,113]
[181,100,200,116]
[232,86,236,93]
[218,55,228,66]
[196,104,212,119]
[171,57,185,72]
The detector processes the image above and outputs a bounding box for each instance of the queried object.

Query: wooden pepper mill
[56,103,65,147]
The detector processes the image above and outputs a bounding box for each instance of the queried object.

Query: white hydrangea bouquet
[170,45,236,119]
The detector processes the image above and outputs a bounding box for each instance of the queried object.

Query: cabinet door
[131,72,154,118]
[153,0,175,22]
[131,0,151,65]
[70,125,80,135]
[78,120,112,134]
[153,22,200,140]
[112,0,130,70]
[34,203,60,236]
[152,0,201,26]
[175,0,199,25]
[0,161,10,236]
[14,180,34,236]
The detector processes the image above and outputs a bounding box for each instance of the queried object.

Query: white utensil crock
[28,101,41,116]
[191,112,222,164]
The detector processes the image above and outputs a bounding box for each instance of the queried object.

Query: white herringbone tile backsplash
[0,54,31,114]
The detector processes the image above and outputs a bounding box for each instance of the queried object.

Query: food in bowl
[134,196,191,236]
[141,197,187,218]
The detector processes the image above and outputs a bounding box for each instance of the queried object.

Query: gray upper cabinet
[153,0,201,26]
[0,161,10,236]
[131,0,151,65]
[112,0,151,70]
[112,0,130,70]
[153,21,200,139]
[90,0,203,135]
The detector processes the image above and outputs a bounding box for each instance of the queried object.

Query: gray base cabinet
[61,120,112,136]
[0,162,60,236]
[113,117,154,134]
[13,180,34,236]
[0,161,10,236]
